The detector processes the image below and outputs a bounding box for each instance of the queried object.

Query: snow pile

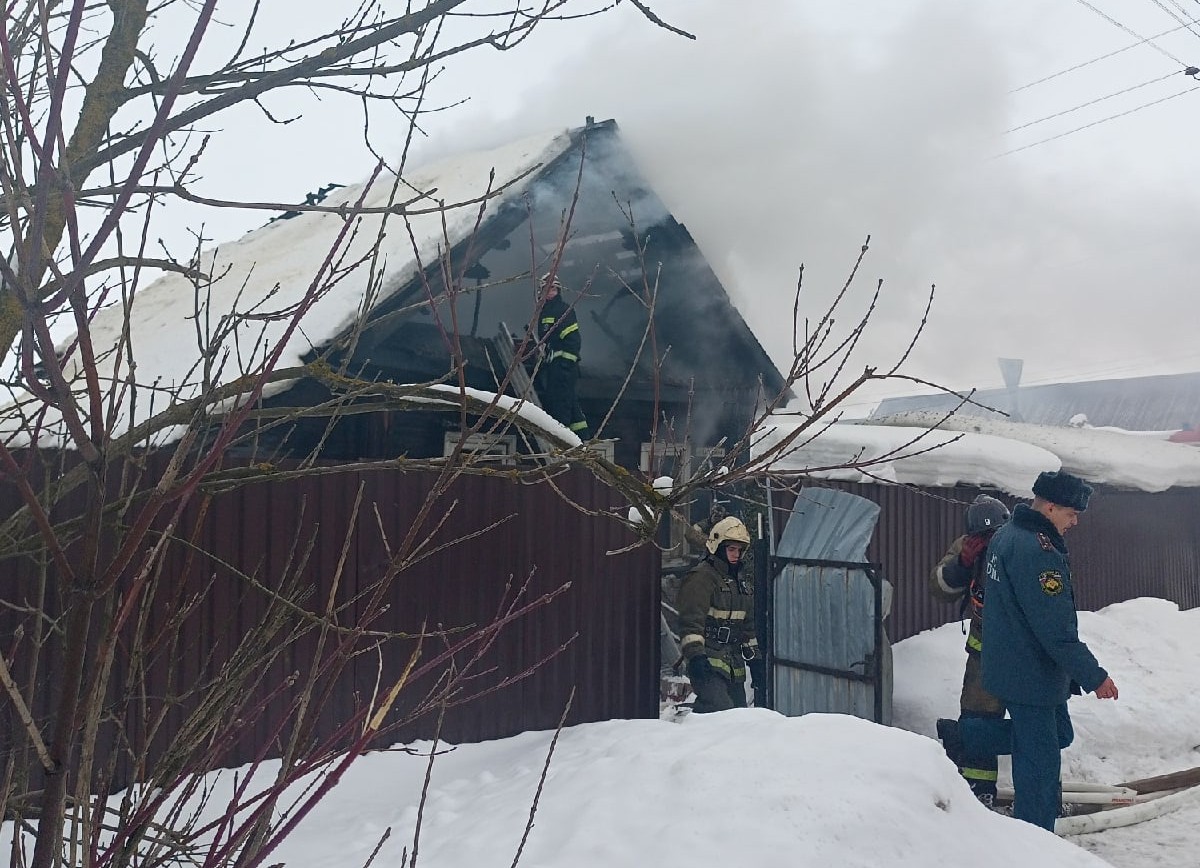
[874,411,1200,492]
[10,599,1200,865]
[894,598,1200,865]
[172,714,1105,868]
[750,419,1060,497]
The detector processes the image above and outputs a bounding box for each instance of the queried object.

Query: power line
[997,83,1200,156]
[1073,0,1188,64]
[1147,0,1200,41]
[1006,71,1179,133]
[1011,23,1191,93]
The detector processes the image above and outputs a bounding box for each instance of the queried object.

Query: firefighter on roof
[535,274,589,439]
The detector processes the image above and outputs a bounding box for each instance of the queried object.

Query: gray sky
[168,1,1200,415]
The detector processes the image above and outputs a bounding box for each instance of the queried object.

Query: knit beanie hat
[1032,471,1093,511]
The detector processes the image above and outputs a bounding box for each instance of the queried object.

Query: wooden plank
[1119,765,1200,795]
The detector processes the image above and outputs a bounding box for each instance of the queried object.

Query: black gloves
[687,656,714,684]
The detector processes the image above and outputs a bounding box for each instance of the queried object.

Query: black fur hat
[1032,471,1093,511]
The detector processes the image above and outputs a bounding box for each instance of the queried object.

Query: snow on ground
[172,714,1107,868]
[894,597,1200,867]
[10,600,1199,867]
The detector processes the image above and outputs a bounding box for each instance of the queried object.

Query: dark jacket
[537,294,581,363]
[677,556,758,682]
[929,534,987,654]
[981,503,1107,706]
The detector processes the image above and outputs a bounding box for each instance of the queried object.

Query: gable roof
[45,119,784,443]
[871,371,1200,432]
[342,121,787,408]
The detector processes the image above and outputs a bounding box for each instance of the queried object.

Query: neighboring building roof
[752,411,1200,494]
[867,411,1200,492]
[750,420,1060,497]
[870,371,1200,432]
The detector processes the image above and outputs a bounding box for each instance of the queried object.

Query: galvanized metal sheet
[777,486,880,562]
[772,487,890,723]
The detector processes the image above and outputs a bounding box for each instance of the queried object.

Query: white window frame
[639,442,725,475]
[444,431,518,465]
[584,439,616,463]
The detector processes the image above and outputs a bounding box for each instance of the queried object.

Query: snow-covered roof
[871,371,1200,431]
[873,411,1200,492]
[750,420,1060,497]
[751,410,1200,494]
[17,130,572,444]
[16,120,785,450]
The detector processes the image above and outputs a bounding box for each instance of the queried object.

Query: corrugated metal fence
[7,460,1197,788]
[771,481,1200,643]
[0,458,659,788]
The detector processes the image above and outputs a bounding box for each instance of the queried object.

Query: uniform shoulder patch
[1036,532,1055,552]
[1039,570,1064,596]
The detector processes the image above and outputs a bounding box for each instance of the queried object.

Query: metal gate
[765,486,893,724]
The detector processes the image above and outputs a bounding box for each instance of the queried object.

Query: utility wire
[997,82,1200,156]
[1011,23,1191,92]
[1073,0,1188,64]
[1148,0,1200,41]
[1006,71,1179,132]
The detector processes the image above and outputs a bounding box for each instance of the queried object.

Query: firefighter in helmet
[930,494,1011,807]
[535,274,589,439]
[677,516,765,713]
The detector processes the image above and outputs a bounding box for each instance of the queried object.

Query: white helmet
[705,516,751,554]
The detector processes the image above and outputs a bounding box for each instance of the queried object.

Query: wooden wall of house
[0,455,659,791]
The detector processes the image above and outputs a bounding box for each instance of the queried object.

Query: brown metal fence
[0,457,659,788]
[7,459,1196,789]
[770,481,1200,643]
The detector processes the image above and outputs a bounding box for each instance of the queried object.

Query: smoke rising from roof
[419,1,1200,414]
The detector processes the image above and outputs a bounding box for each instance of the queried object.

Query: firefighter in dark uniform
[536,275,589,439]
[980,471,1119,831]
[930,494,1010,808]
[677,517,766,713]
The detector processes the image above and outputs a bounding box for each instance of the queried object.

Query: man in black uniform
[535,275,589,439]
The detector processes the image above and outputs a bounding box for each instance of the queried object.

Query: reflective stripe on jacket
[677,556,758,682]
[929,534,985,654]
[537,295,581,363]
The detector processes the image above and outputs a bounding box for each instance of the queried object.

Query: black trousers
[687,658,747,714]
[541,360,589,438]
